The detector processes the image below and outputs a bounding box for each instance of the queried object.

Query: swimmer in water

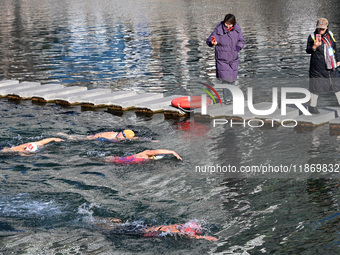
[85,129,136,141]
[93,218,217,241]
[0,138,64,154]
[57,129,144,142]
[104,149,182,164]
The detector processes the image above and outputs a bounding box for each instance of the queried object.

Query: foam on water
[0,193,63,217]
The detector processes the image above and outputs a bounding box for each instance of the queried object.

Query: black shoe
[309,106,320,114]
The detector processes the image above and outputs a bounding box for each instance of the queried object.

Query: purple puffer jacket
[207,22,245,82]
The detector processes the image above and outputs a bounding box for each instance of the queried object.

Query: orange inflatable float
[171,96,213,109]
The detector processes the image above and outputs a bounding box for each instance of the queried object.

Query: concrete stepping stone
[0,80,19,87]
[195,102,276,120]
[295,108,336,127]
[55,89,112,105]
[163,105,188,118]
[226,102,278,120]
[0,82,41,97]
[81,91,137,107]
[107,93,163,111]
[259,106,300,123]
[325,106,340,130]
[194,104,233,119]
[329,117,340,130]
[7,84,65,99]
[323,106,340,118]
[135,95,182,113]
[32,86,87,102]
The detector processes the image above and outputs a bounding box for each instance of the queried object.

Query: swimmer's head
[25,143,38,152]
[153,155,165,160]
[122,129,135,139]
[181,222,202,235]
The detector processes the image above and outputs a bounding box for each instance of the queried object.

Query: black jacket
[306,29,340,93]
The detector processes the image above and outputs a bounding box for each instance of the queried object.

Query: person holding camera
[306,18,340,114]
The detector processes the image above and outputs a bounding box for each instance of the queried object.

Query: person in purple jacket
[207,14,245,104]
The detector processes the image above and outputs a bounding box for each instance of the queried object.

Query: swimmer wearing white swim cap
[25,143,38,152]
[104,149,182,163]
[0,138,64,153]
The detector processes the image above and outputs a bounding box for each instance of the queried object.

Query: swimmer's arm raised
[84,132,117,140]
[138,150,182,160]
[34,138,64,146]
[189,235,218,242]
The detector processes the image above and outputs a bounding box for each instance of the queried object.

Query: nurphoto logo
[198,83,312,128]
[200,85,311,116]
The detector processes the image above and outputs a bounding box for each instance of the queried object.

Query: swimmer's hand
[191,235,218,241]
[138,149,183,161]
[172,151,182,160]
[52,138,64,142]
[108,218,122,223]
[202,236,218,242]
[35,138,64,145]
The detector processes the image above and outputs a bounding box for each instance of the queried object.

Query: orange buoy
[171,96,212,109]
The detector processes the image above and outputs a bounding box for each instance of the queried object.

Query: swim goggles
[115,131,127,139]
[121,131,127,139]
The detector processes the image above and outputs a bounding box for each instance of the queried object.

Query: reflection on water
[1,0,339,94]
[1,0,340,254]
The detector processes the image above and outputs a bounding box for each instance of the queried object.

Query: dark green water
[1,0,340,254]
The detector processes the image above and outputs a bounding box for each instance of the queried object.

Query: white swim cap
[26,143,38,152]
[153,155,165,160]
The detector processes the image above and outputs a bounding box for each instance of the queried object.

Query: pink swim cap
[181,222,202,235]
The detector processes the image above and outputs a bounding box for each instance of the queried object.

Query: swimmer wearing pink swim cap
[92,218,217,241]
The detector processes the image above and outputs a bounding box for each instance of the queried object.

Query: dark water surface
[1,0,340,254]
